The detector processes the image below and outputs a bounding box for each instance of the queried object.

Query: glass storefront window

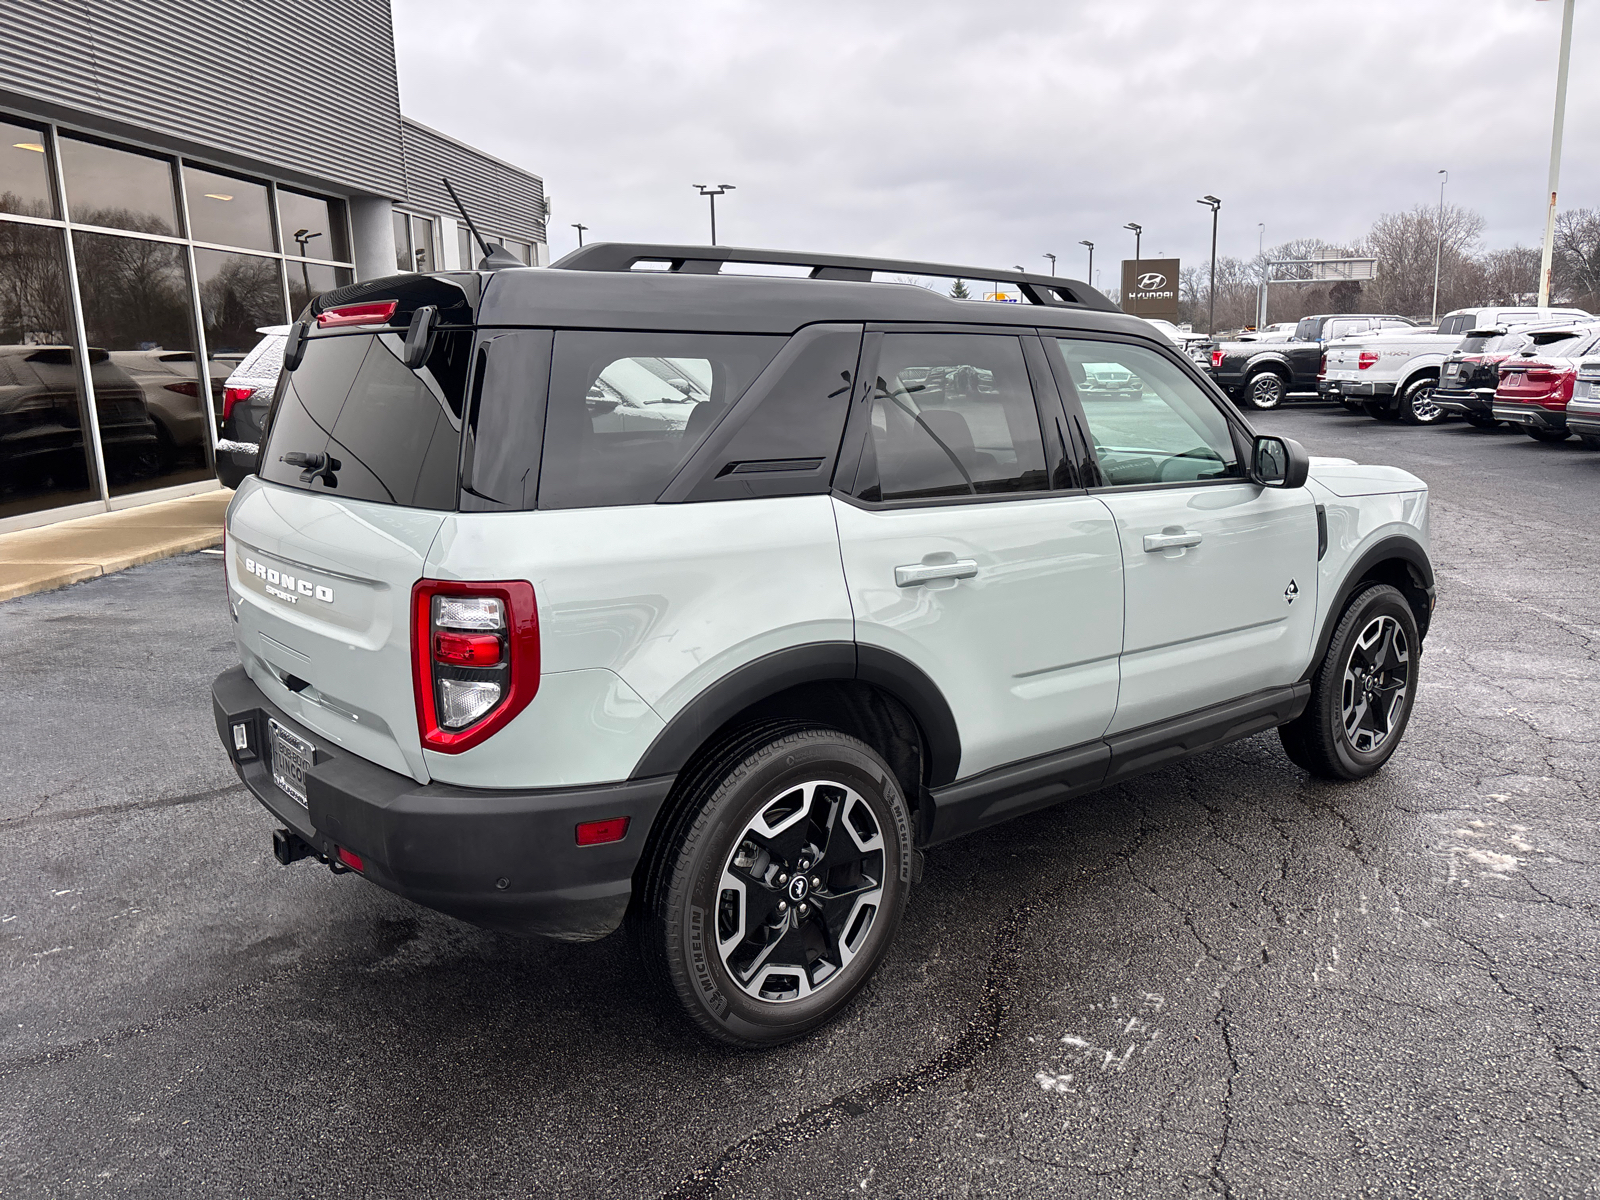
[0,222,102,517]
[410,215,435,272]
[287,261,350,317]
[501,238,532,265]
[458,224,475,270]
[193,248,287,354]
[59,136,180,236]
[278,188,348,262]
[73,230,210,495]
[393,209,411,272]
[183,165,274,252]
[0,119,56,219]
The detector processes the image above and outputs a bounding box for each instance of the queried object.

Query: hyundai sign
[1120,258,1180,320]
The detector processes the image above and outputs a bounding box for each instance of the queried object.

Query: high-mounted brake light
[316,300,398,328]
[412,579,539,753]
[222,385,253,421]
[1358,351,1380,370]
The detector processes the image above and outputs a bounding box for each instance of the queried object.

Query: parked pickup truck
[1206,313,1418,410]
[1322,306,1592,425]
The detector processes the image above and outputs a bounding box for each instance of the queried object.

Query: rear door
[1048,335,1318,734]
[832,330,1123,780]
[229,320,472,782]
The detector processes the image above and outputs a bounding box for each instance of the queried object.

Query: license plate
[269,719,315,806]
[1444,365,1459,382]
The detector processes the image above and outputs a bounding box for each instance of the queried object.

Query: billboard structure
[1120,259,1180,320]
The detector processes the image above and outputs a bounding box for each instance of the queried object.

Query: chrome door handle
[1143,530,1202,552]
[895,559,978,587]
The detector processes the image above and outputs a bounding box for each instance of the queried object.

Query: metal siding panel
[0,0,406,197]
[401,119,545,244]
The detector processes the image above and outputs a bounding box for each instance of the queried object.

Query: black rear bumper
[212,665,673,941]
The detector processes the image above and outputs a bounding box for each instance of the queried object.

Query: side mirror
[403,305,437,369]
[282,321,309,371]
[1250,434,1310,489]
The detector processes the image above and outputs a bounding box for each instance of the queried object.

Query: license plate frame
[269,718,315,807]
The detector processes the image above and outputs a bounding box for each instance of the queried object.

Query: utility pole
[1256,223,1267,330]
[1431,171,1447,324]
[1044,252,1056,276]
[571,222,588,247]
[693,184,735,246]
[1537,0,1574,306]
[1079,241,1094,289]
[1197,196,1220,336]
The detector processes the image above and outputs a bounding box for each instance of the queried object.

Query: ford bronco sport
[212,243,1434,1046]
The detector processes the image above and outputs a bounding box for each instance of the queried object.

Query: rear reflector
[164,380,199,397]
[222,385,253,420]
[316,300,398,328]
[576,817,630,846]
[336,846,364,872]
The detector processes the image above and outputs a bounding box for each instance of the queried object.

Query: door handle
[895,559,978,587]
[1143,530,1202,552]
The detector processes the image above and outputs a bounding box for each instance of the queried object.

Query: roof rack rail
[548,242,1121,313]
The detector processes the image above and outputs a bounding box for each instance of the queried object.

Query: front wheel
[1280,583,1420,780]
[635,727,914,1047]
[1242,372,1287,410]
[1527,427,1571,443]
[1396,377,1444,425]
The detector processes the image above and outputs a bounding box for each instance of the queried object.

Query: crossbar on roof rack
[549,242,1120,312]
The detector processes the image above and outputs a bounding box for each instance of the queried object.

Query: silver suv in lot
[212,245,1435,1045]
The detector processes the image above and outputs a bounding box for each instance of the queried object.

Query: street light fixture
[1197,195,1220,336]
[1124,222,1142,263]
[693,184,735,246]
[1431,171,1447,324]
[1079,240,1094,288]
[292,228,320,303]
[572,222,588,247]
[1043,252,1056,276]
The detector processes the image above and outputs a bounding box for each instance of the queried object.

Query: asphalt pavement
[2,405,1597,1199]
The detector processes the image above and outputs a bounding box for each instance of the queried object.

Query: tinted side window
[1055,338,1241,487]
[259,331,467,510]
[855,334,1047,503]
[539,332,784,509]
[679,326,861,502]
[461,330,553,511]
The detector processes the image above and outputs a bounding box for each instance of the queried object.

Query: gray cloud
[393,0,1597,287]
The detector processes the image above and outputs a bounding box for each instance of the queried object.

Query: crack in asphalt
[0,783,244,834]
[658,901,1041,1200]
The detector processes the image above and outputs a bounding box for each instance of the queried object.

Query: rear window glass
[1437,314,1476,337]
[1294,318,1319,341]
[259,330,470,510]
[235,332,287,381]
[1458,334,1500,353]
[537,331,783,509]
[1529,331,1587,357]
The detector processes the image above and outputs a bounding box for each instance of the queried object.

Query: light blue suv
[212,244,1434,1045]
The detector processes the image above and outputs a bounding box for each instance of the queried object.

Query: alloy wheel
[1247,374,1285,409]
[716,779,885,1003]
[1341,615,1410,754]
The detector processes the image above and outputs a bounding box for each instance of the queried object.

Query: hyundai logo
[1136,272,1167,290]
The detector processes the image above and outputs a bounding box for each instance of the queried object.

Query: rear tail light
[164,380,199,397]
[222,386,253,421]
[1318,353,1326,378]
[316,300,398,328]
[1211,349,1225,369]
[1358,351,1380,370]
[412,579,539,753]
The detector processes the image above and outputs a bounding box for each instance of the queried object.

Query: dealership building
[0,0,546,532]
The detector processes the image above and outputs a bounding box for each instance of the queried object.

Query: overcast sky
[392,0,1597,286]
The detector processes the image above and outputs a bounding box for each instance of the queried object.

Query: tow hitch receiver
[273,828,315,866]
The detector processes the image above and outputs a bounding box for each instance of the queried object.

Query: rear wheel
[1465,413,1500,430]
[1396,376,1444,425]
[1527,427,1571,443]
[1242,372,1287,410]
[1280,584,1420,781]
[1365,401,1399,422]
[634,726,914,1047]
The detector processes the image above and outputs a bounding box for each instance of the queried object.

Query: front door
[1048,335,1319,734]
[833,331,1124,781]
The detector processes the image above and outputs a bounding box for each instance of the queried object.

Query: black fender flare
[1304,535,1434,679]
[629,642,962,786]
[1244,352,1293,379]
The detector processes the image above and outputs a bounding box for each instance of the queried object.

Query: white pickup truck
[1321,305,1591,425]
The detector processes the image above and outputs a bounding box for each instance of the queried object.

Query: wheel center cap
[787,876,810,902]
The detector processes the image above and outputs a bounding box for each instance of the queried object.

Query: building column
[349,196,398,280]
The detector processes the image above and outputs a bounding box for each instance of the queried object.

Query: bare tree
[1552,208,1600,310]
[1356,203,1484,319]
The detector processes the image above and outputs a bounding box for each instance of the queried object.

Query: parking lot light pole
[1432,171,1447,324]
[1536,0,1575,307]
[693,184,735,246]
[1124,222,1142,264]
[1079,240,1094,288]
[292,228,319,302]
[1044,252,1056,276]
[571,222,588,247]
[1197,196,1220,335]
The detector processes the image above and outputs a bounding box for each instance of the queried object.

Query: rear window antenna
[442,176,523,270]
